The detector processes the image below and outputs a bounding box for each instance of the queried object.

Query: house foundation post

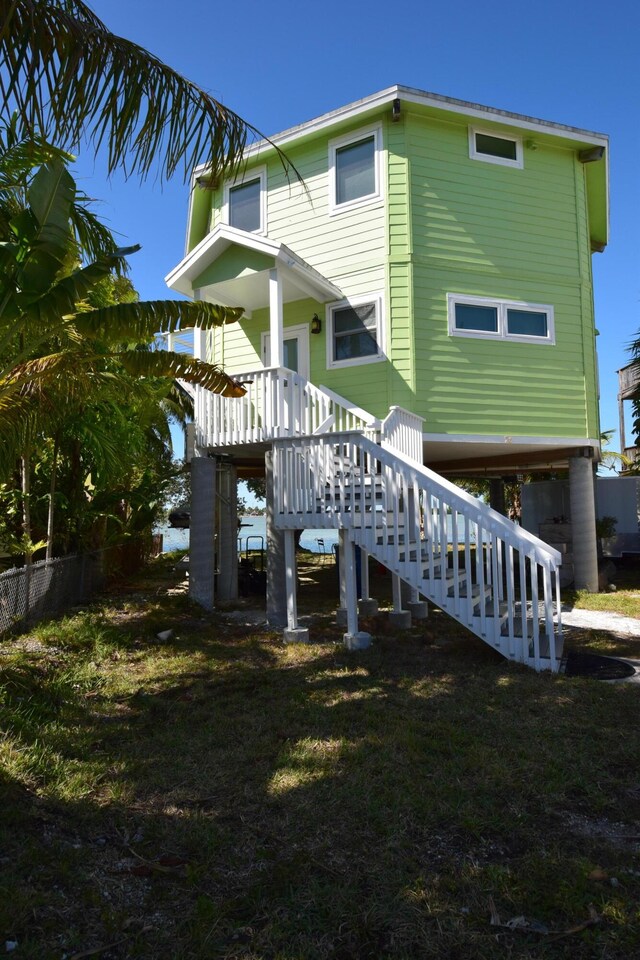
[335,528,348,628]
[283,529,309,643]
[190,455,216,610]
[266,450,287,626]
[404,582,428,621]
[389,574,412,629]
[489,478,506,516]
[342,529,371,650]
[569,453,599,592]
[358,548,378,616]
[216,461,238,602]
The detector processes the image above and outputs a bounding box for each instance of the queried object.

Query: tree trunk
[45,433,59,561]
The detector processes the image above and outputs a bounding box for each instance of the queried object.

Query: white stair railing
[380,406,424,461]
[193,367,379,449]
[272,431,563,671]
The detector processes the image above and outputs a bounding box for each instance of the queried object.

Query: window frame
[469,127,523,169]
[326,293,386,369]
[447,293,555,345]
[328,125,383,215]
[222,165,267,234]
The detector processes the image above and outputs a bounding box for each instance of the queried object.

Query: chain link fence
[0,537,159,636]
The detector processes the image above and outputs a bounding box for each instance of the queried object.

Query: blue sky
[75,0,640,481]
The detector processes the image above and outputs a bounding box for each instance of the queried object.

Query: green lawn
[1,555,639,959]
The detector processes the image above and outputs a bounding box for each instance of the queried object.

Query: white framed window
[222,166,267,233]
[469,127,523,169]
[326,293,386,368]
[329,125,383,214]
[447,294,555,345]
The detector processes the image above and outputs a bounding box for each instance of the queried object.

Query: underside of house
[166,86,609,673]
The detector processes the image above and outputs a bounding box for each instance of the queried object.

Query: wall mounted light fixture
[311,313,322,334]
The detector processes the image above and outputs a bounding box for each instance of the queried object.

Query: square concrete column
[266,450,287,627]
[569,454,599,592]
[216,462,238,602]
[190,456,216,610]
[489,478,506,516]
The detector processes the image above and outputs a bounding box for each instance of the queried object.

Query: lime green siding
[405,111,599,439]
[192,101,601,440]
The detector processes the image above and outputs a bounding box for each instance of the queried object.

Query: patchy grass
[566,557,640,620]
[1,554,640,959]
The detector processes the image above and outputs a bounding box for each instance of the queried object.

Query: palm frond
[0,0,296,184]
[117,349,246,397]
[73,298,244,341]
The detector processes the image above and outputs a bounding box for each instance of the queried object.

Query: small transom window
[469,128,523,168]
[327,295,385,368]
[448,294,554,344]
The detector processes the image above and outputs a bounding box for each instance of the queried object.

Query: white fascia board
[193,84,608,179]
[166,223,341,303]
[423,433,601,448]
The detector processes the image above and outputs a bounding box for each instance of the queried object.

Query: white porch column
[389,574,411,629]
[266,450,287,626]
[342,529,371,650]
[358,548,378,617]
[569,454,599,592]
[269,268,284,369]
[193,288,207,360]
[283,529,309,643]
[336,529,348,627]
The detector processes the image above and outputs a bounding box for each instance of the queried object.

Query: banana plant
[0,152,246,559]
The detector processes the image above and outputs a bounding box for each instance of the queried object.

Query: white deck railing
[272,431,563,671]
[194,367,380,449]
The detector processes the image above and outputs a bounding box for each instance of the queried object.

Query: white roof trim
[194,84,608,176]
[166,223,342,301]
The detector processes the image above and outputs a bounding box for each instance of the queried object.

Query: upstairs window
[327,294,385,368]
[469,127,523,169]
[223,167,266,233]
[448,294,554,344]
[329,126,382,214]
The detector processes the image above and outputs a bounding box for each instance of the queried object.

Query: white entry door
[262,323,310,379]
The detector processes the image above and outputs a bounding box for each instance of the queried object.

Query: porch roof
[165,224,342,315]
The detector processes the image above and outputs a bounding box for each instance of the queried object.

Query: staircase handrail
[274,430,562,565]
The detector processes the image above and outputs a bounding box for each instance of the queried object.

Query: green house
[167,86,609,670]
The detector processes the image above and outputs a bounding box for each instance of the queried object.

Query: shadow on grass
[2,557,640,959]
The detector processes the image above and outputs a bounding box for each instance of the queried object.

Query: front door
[262,323,310,379]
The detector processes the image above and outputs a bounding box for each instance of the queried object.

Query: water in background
[154,518,338,555]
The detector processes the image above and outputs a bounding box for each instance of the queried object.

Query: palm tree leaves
[117,350,245,398]
[74,299,245,341]
[0,0,292,184]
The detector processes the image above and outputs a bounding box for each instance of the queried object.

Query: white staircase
[192,364,563,671]
[272,431,563,671]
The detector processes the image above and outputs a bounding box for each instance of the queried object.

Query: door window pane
[283,338,299,372]
[335,137,375,205]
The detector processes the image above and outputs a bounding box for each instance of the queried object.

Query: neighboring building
[167,85,609,671]
[617,361,640,470]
